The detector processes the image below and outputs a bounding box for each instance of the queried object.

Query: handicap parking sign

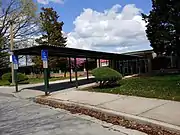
[12,55,18,64]
[41,50,48,61]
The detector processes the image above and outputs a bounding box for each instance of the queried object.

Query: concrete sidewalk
[49,90,180,131]
[0,77,94,99]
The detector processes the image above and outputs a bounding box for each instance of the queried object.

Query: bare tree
[0,0,40,49]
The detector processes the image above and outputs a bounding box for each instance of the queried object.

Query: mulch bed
[34,97,180,135]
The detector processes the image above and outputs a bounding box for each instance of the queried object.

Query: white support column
[97,59,101,68]
[97,59,99,68]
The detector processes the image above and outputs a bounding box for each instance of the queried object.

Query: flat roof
[122,49,153,55]
[13,45,140,60]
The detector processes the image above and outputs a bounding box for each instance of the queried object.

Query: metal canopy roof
[13,45,140,60]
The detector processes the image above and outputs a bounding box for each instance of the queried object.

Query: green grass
[0,77,71,86]
[28,77,71,84]
[82,75,180,101]
[0,80,10,86]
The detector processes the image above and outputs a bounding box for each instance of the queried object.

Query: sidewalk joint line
[137,102,169,116]
[96,97,123,106]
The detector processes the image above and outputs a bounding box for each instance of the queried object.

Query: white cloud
[37,0,64,5]
[67,4,151,53]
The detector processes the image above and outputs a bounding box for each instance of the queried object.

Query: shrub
[19,80,29,84]
[2,73,12,82]
[92,67,122,87]
[2,72,29,84]
[17,73,28,82]
[0,80,11,86]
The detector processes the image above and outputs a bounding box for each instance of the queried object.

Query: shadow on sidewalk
[24,78,95,93]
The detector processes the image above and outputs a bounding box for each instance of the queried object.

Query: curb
[34,97,180,135]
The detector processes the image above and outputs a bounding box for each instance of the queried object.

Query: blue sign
[41,50,48,61]
[12,55,18,64]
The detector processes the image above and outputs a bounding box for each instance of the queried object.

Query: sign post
[12,55,18,92]
[41,50,49,96]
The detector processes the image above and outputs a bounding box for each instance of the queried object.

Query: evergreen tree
[36,7,67,46]
[142,0,180,56]
[33,7,67,68]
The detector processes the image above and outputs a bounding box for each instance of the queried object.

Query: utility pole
[10,21,15,85]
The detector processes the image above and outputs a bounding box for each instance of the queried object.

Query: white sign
[10,55,12,62]
[43,61,48,68]
[14,64,18,70]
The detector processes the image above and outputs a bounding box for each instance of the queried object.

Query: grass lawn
[0,77,73,86]
[81,74,180,101]
[28,77,71,84]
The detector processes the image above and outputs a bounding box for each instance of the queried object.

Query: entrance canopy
[13,45,140,60]
[12,45,142,95]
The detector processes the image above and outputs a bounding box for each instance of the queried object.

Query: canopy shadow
[24,78,95,93]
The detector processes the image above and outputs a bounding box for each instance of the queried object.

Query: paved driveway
[0,94,125,135]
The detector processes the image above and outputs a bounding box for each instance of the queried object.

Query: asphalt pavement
[0,94,127,135]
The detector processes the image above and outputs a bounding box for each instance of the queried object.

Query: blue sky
[36,0,152,53]
[36,0,152,32]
